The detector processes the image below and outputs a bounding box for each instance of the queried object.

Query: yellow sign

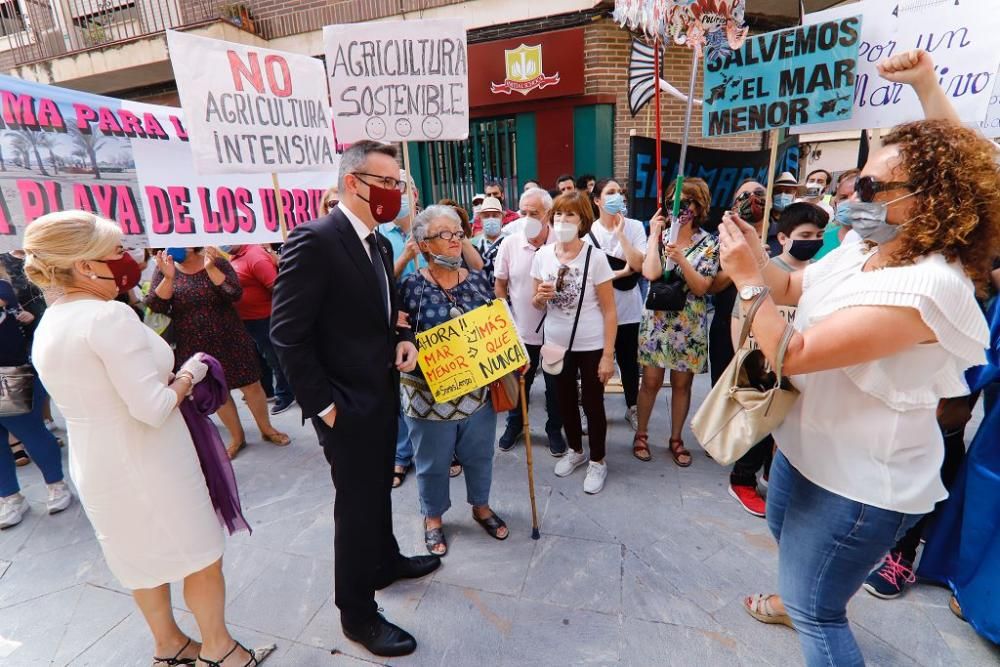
[416,300,528,404]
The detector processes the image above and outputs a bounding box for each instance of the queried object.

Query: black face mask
[788,239,824,261]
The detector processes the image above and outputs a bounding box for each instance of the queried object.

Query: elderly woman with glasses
[397,205,508,557]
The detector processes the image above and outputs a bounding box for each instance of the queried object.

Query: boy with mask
[771,202,828,271]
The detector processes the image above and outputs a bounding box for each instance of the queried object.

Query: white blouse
[774,243,989,515]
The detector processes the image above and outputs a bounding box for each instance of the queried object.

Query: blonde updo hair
[23,210,122,289]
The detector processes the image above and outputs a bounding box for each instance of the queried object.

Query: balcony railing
[1,0,260,69]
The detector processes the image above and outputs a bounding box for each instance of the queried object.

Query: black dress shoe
[342,614,416,657]
[375,555,441,590]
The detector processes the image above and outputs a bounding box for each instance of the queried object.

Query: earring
[90,274,98,280]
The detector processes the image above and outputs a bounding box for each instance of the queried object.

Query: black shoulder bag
[644,234,708,312]
[588,231,639,291]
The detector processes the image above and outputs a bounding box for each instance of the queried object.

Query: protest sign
[628,135,800,227]
[416,300,527,404]
[795,0,1000,134]
[0,75,336,251]
[167,30,337,175]
[324,18,469,143]
[703,16,862,137]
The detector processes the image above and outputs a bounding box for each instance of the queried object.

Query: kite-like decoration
[613,0,747,257]
[627,39,703,116]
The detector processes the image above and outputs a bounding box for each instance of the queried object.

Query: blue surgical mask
[840,191,919,245]
[834,203,853,227]
[431,253,462,270]
[602,193,626,216]
[772,193,794,212]
[483,217,503,238]
[396,196,411,221]
[166,247,188,263]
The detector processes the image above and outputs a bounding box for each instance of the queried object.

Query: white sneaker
[583,461,607,494]
[554,449,587,477]
[46,482,73,514]
[0,494,28,528]
[625,406,638,431]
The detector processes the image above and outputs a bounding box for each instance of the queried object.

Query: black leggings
[551,350,606,461]
[615,323,640,408]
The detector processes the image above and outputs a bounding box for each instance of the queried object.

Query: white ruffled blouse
[774,243,989,515]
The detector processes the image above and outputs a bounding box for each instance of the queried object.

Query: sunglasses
[854,176,912,203]
[555,265,570,292]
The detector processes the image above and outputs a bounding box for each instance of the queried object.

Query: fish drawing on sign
[707,73,740,105]
[817,93,852,118]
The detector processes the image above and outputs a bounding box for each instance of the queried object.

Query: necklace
[426,269,464,319]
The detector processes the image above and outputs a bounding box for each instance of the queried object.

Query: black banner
[627,135,800,229]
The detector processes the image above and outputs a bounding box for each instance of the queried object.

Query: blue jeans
[406,404,497,518]
[395,409,414,468]
[243,317,293,403]
[767,451,921,666]
[0,377,64,496]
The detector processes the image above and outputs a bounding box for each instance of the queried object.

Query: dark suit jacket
[270,207,412,427]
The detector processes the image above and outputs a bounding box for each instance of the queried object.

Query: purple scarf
[179,354,251,535]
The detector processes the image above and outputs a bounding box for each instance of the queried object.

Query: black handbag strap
[535,246,593,349]
[587,231,601,249]
[662,232,709,279]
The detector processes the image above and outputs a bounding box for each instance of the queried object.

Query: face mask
[358,181,402,223]
[772,193,794,212]
[94,253,142,294]
[217,245,233,254]
[805,182,824,198]
[736,192,765,223]
[554,222,578,243]
[841,192,919,245]
[430,253,462,270]
[522,216,544,239]
[396,196,411,221]
[602,193,626,216]
[483,217,502,238]
[166,247,188,263]
[678,206,695,226]
[787,239,824,261]
[834,203,853,227]
[473,205,482,218]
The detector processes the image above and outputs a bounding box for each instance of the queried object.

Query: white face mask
[554,222,578,243]
[473,205,482,217]
[522,216,544,239]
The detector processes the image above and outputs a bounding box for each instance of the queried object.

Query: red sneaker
[729,484,766,517]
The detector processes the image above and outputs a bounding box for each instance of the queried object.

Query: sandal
[449,458,462,478]
[198,641,276,667]
[669,438,692,468]
[632,433,652,462]
[261,431,290,447]
[153,638,197,666]
[10,441,30,467]
[949,595,965,621]
[392,466,409,489]
[226,440,246,460]
[473,510,509,541]
[424,524,448,556]
[744,593,794,629]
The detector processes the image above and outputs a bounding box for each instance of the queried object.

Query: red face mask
[358,180,402,223]
[95,253,142,294]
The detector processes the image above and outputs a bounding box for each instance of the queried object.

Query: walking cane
[518,374,541,539]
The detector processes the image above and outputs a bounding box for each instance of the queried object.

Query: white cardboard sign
[167,30,338,174]
[795,0,1000,135]
[323,19,470,142]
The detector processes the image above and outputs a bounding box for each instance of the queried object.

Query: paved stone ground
[1,375,997,666]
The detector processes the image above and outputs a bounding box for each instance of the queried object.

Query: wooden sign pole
[760,131,781,244]
[271,172,289,242]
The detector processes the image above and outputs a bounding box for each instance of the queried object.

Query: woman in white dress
[24,211,273,667]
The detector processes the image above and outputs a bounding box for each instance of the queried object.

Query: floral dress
[638,229,720,373]
[145,259,261,389]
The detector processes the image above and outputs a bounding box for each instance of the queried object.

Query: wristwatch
[739,285,769,301]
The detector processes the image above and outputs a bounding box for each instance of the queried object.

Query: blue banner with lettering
[703,17,862,137]
[627,135,799,229]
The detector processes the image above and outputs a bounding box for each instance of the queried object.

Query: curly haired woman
[719,49,1000,666]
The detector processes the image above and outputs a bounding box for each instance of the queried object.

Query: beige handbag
[691,291,799,465]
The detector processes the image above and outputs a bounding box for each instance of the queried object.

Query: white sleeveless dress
[32,299,224,589]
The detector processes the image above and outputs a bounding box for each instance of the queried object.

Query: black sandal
[152,638,196,666]
[424,525,448,556]
[10,441,29,468]
[392,467,408,489]
[473,511,509,541]
[197,641,276,667]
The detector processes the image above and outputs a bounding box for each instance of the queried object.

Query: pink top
[494,228,553,346]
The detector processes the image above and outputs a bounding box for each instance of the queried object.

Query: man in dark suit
[271,141,440,658]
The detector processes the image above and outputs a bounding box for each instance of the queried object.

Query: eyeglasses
[426,230,466,242]
[680,198,695,208]
[854,176,911,203]
[352,173,408,193]
[555,265,570,292]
